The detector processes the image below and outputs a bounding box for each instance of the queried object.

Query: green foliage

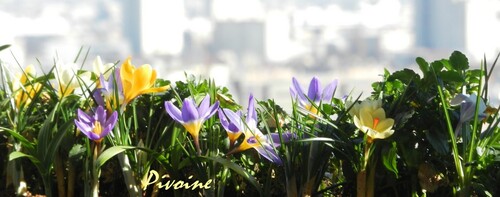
[0,49,498,196]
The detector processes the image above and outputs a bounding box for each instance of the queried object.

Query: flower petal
[133,65,153,88]
[105,111,118,129]
[269,132,295,147]
[291,77,307,104]
[120,57,135,83]
[246,94,258,127]
[92,89,105,107]
[371,127,394,139]
[77,109,93,124]
[164,101,184,123]
[255,145,282,165]
[197,95,211,118]
[138,86,169,96]
[74,119,92,134]
[375,118,394,133]
[359,108,374,129]
[202,101,219,121]
[220,109,244,132]
[181,98,199,122]
[86,131,102,141]
[322,79,338,102]
[94,106,107,125]
[218,109,230,129]
[307,77,321,102]
[372,108,386,120]
[450,94,469,106]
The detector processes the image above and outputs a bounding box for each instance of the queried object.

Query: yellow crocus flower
[119,57,169,107]
[13,65,42,109]
[350,99,395,142]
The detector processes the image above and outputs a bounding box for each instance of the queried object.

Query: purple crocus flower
[219,95,259,148]
[94,69,124,111]
[290,77,338,115]
[74,105,118,143]
[218,109,244,147]
[164,94,220,155]
[226,94,295,165]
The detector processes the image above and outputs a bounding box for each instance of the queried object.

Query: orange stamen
[373,118,380,130]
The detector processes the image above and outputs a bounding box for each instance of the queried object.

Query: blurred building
[414,0,466,51]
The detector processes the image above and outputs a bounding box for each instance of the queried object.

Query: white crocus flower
[54,61,93,98]
[450,93,487,137]
[349,98,394,142]
[450,93,487,123]
[92,56,114,79]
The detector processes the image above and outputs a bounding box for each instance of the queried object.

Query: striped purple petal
[201,100,219,121]
[219,109,244,132]
[74,119,92,134]
[322,79,338,102]
[291,77,308,104]
[246,94,258,127]
[197,95,211,118]
[255,145,282,165]
[94,106,106,125]
[181,98,199,122]
[92,89,105,107]
[307,77,321,102]
[269,132,296,147]
[77,109,93,124]
[165,101,184,123]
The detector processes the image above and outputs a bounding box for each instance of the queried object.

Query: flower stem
[67,160,76,197]
[55,153,66,197]
[92,143,100,197]
[117,152,142,197]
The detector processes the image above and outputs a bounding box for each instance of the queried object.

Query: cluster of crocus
[12,65,42,109]
[347,98,395,142]
[290,77,338,116]
[164,95,220,155]
[74,105,118,143]
[221,95,295,165]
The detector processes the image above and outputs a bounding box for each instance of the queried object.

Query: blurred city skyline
[1,0,500,107]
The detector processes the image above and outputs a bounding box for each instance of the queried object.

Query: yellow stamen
[93,121,102,136]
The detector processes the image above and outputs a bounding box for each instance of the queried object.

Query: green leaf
[9,151,40,164]
[95,146,136,168]
[449,51,469,70]
[382,142,399,177]
[440,59,453,71]
[425,130,449,154]
[388,69,420,84]
[440,70,464,83]
[36,103,59,160]
[416,57,429,75]
[68,144,86,162]
[201,156,263,195]
[0,44,10,52]
[431,60,444,72]
[43,120,73,168]
[1,127,35,151]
